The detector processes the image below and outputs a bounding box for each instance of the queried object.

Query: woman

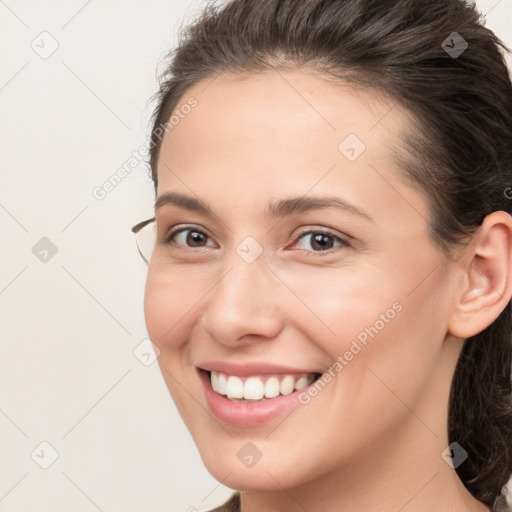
[132,0,512,510]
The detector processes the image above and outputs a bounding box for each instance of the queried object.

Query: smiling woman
[134,0,512,511]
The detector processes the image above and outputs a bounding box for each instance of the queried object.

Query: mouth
[200,368,322,402]
[196,364,325,426]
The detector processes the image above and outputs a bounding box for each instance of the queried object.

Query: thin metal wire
[131,217,156,264]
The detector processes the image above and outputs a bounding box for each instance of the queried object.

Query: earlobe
[448,211,512,339]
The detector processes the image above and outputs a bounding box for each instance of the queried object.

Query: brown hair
[147,0,512,506]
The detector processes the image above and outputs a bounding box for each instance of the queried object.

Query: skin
[143,69,512,512]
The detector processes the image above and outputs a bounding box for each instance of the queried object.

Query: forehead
[155,69,425,224]
[158,70,411,170]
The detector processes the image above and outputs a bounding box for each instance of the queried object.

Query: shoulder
[205,492,240,512]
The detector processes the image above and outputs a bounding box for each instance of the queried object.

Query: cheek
[289,265,442,405]
[143,267,204,418]
[143,265,198,350]
[284,265,401,347]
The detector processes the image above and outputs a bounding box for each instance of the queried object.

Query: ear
[448,211,512,339]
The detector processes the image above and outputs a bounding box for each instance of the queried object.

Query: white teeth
[226,376,244,399]
[294,376,310,391]
[217,372,227,395]
[211,371,218,390]
[280,375,295,395]
[209,371,316,401]
[243,377,265,400]
[264,377,280,398]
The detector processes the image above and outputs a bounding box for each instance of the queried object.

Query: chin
[196,440,316,492]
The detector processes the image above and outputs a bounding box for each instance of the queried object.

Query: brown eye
[290,230,350,256]
[165,227,216,249]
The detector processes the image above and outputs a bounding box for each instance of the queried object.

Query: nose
[198,252,285,347]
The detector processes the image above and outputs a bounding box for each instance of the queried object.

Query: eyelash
[162,225,350,257]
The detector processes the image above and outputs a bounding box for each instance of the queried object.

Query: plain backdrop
[0,1,511,511]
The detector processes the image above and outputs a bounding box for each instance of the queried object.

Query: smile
[209,370,320,402]
[197,368,323,426]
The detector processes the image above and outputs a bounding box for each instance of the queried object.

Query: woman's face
[144,70,461,490]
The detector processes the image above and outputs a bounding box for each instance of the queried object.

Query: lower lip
[198,368,316,427]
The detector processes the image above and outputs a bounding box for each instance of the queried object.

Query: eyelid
[162,224,351,256]
[287,229,350,255]
[160,224,217,247]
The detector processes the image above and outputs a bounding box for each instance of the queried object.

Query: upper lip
[196,361,322,376]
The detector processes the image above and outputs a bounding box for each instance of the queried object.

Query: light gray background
[0,1,511,511]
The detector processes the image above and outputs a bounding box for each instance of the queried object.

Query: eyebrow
[154,191,375,223]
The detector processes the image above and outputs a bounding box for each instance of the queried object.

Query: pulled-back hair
[147,0,512,507]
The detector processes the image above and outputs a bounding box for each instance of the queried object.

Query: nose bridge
[200,244,283,342]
